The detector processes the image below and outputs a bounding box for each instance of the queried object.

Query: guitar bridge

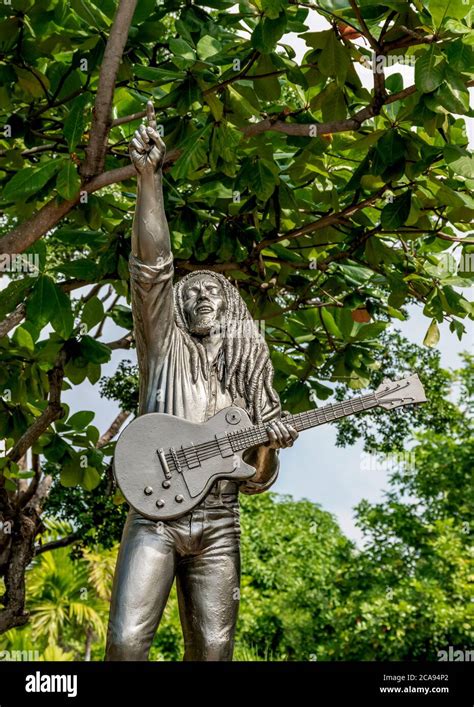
[156,448,172,480]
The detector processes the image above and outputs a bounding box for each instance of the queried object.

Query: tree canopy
[0,0,473,640]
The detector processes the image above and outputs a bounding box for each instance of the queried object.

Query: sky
[2,9,473,546]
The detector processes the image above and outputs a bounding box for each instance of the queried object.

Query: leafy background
[0,0,472,659]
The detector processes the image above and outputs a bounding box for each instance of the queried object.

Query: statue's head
[180,272,226,336]
[174,270,280,423]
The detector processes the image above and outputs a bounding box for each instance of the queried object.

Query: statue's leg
[176,500,241,661]
[105,508,177,661]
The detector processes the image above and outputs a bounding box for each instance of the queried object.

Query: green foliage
[325,359,474,659]
[4,352,472,661]
[0,0,473,657]
[0,3,472,464]
[1,519,116,660]
[333,330,462,454]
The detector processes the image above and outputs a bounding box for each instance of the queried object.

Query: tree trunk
[84,627,94,661]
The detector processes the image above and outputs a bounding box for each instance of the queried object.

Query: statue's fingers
[146,126,166,152]
[131,137,146,152]
[139,124,150,143]
[266,425,277,446]
[287,425,298,441]
[276,420,292,445]
[129,149,143,164]
[270,421,285,446]
[146,100,157,129]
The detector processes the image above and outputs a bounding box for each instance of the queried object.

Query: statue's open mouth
[196,304,213,314]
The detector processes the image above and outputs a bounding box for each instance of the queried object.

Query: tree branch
[96,409,131,448]
[18,454,41,509]
[34,533,80,556]
[383,31,438,52]
[349,0,379,52]
[0,303,26,339]
[7,349,67,463]
[257,188,387,250]
[81,0,138,180]
[105,333,134,350]
[1,75,472,257]
[0,151,179,256]
[0,278,94,339]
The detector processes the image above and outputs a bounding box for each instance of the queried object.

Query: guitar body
[113,406,256,521]
[113,374,427,522]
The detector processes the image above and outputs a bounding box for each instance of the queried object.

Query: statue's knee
[184,635,234,661]
[105,628,149,661]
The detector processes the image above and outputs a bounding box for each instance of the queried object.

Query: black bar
[0,660,471,705]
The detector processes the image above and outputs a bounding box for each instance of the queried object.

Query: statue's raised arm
[127,101,176,413]
[129,100,170,263]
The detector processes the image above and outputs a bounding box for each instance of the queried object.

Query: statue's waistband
[204,480,239,504]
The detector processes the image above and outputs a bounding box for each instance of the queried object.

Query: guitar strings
[166,393,379,466]
[191,395,377,457]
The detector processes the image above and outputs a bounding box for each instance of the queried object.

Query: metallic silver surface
[113,406,258,520]
[105,102,298,661]
[106,498,241,661]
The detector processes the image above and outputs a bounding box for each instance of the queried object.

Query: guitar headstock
[375,374,427,410]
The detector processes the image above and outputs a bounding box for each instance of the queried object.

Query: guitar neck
[229,392,379,452]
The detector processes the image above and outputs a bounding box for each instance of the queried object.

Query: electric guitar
[113,374,427,521]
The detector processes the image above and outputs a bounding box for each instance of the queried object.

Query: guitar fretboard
[227,391,378,453]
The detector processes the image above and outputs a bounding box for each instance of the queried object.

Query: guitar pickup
[182,443,201,468]
[215,433,233,458]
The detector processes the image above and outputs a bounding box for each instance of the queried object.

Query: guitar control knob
[175,494,184,503]
[226,409,241,425]
[162,480,171,488]
[156,499,165,508]
[144,486,153,496]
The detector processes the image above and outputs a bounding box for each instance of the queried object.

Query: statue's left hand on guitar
[263,417,299,449]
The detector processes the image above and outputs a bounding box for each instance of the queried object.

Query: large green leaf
[81,296,104,330]
[26,275,73,338]
[169,38,196,69]
[444,145,474,178]
[63,93,90,152]
[380,191,412,229]
[318,31,350,84]
[2,160,62,202]
[375,130,406,167]
[52,259,99,279]
[68,410,95,429]
[426,0,468,28]
[320,83,346,122]
[56,161,81,200]
[251,12,287,54]
[79,335,111,364]
[240,158,279,201]
[134,65,186,84]
[170,125,211,180]
[415,46,445,94]
[436,73,470,114]
[0,278,33,320]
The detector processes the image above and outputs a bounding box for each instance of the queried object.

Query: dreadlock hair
[174,270,279,423]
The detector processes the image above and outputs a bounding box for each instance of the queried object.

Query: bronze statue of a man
[105,102,298,662]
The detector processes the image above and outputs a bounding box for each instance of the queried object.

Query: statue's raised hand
[129,100,166,175]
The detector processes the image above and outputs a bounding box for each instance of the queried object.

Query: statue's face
[182,275,226,335]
